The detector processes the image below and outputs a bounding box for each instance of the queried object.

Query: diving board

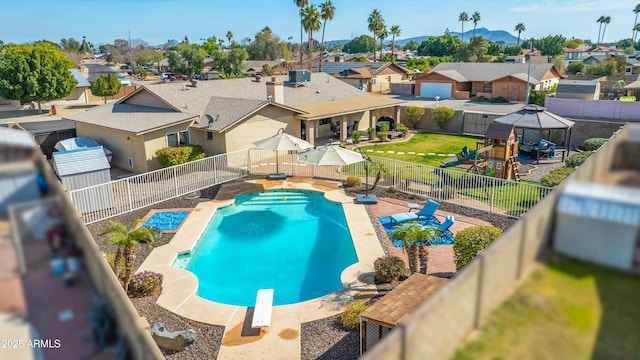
[251,289,274,328]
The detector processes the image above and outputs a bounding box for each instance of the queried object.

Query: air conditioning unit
[289,70,311,85]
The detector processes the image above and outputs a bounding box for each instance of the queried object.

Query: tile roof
[64,103,197,135]
[53,147,110,176]
[200,98,304,132]
[295,96,405,120]
[70,69,91,87]
[424,62,556,83]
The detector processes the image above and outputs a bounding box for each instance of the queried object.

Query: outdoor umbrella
[253,129,313,176]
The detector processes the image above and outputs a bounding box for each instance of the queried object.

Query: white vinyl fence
[69,148,552,224]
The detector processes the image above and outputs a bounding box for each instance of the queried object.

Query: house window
[496,162,502,170]
[128,157,134,168]
[207,132,213,140]
[487,161,493,169]
[166,130,190,147]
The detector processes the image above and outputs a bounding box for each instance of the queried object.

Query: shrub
[351,130,362,144]
[378,123,390,132]
[127,271,163,298]
[453,225,503,271]
[540,167,574,187]
[584,138,607,151]
[404,106,425,128]
[431,107,455,130]
[345,176,362,187]
[374,255,405,283]
[489,96,508,103]
[394,123,409,135]
[341,301,368,330]
[106,252,125,279]
[155,145,205,167]
[470,96,488,102]
[376,131,389,142]
[367,127,376,140]
[565,151,593,168]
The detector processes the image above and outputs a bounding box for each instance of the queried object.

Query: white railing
[70,148,552,224]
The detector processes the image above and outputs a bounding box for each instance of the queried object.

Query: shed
[52,147,114,213]
[554,181,640,271]
[359,274,449,355]
[12,120,76,158]
[555,80,600,100]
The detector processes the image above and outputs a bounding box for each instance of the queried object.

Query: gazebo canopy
[494,105,574,130]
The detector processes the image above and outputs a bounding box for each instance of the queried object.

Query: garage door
[419,83,452,99]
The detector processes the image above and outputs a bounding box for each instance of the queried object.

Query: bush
[394,123,409,135]
[367,127,376,140]
[351,130,361,144]
[345,176,362,187]
[431,107,455,130]
[155,145,205,167]
[374,255,405,283]
[584,138,607,151]
[469,96,488,102]
[341,301,368,330]
[376,131,389,142]
[378,123,390,132]
[127,271,163,298]
[565,151,593,168]
[106,252,125,279]
[540,167,574,187]
[489,96,508,103]
[404,106,425,128]
[453,225,503,271]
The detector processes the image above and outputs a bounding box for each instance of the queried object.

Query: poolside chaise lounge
[390,199,440,223]
[438,215,455,231]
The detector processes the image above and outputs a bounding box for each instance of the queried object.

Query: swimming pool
[174,190,357,306]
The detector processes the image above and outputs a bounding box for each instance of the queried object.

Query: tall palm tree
[390,25,401,64]
[597,16,606,45]
[295,0,309,62]
[378,25,388,61]
[633,4,640,41]
[226,31,233,46]
[471,12,481,38]
[634,23,640,42]
[417,226,440,275]
[514,23,526,46]
[458,12,469,42]
[100,220,158,292]
[601,16,612,44]
[368,9,384,62]
[302,4,321,67]
[319,0,335,72]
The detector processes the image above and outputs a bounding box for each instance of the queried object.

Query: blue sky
[1,0,636,46]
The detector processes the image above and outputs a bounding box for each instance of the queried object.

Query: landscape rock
[151,322,197,352]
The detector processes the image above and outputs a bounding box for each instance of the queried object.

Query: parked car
[161,72,176,81]
[54,137,113,164]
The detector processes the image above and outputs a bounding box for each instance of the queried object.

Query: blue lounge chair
[390,199,440,223]
[438,215,454,231]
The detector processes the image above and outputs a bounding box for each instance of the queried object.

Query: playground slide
[439,150,478,168]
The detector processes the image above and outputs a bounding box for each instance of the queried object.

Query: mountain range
[325,28,520,49]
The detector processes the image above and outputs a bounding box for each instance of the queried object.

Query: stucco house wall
[143,121,196,171]
[491,77,528,102]
[75,123,146,173]
[414,73,458,97]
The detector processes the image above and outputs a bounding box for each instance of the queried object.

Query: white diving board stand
[251,289,274,328]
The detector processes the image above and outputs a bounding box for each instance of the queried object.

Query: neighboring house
[414,62,563,101]
[625,56,640,75]
[57,69,91,105]
[64,72,405,173]
[563,45,624,61]
[623,80,640,98]
[320,62,413,93]
[582,55,610,67]
[555,80,600,100]
[203,60,286,80]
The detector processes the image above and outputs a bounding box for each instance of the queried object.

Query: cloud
[510,0,628,13]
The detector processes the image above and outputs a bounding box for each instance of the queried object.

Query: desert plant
[565,151,593,168]
[470,95,488,102]
[489,96,509,103]
[584,138,607,151]
[374,255,406,283]
[405,106,425,128]
[345,176,362,188]
[378,123,390,132]
[106,252,125,280]
[367,127,376,140]
[341,301,368,330]
[155,145,205,168]
[376,131,389,142]
[351,130,362,144]
[453,225,503,271]
[389,221,434,274]
[431,107,455,130]
[394,123,409,135]
[128,271,163,298]
[540,167,574,187]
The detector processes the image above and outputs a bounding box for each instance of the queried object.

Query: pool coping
[137,178,385,325]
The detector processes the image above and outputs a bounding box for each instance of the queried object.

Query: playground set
[440,123,521,181]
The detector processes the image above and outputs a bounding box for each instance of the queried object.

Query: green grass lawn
[453,257,640,360]
[359,132,483,167]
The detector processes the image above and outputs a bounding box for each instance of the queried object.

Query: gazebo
[493,105,574,161]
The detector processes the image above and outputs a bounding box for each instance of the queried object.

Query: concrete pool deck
[137,178,384,359]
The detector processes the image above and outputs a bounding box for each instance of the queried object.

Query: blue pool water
[175,190,357,306]
[142,211,190,231]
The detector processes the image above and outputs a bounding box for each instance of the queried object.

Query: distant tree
[91,73,122,103]
[458,12,469,42]
[471,12,481,38]
[417,34,462,56]
[617,38,635,50]
[294,0,309,62]
[504,45,522,56]
[368,8,385,61]
[80,35,91,53]
[319,0,335,72]
[566,37,583,49]
[200,36,220,57]
[566,61,585,75]
[168,44,205,78]
[261,63,274,76]
[403,40,419,51]
[137,48,163,72]
[456,36,490,62]
[601,16,612,44]
[537,35,567,56]
[0,42,77,113]
[634,24,640,43]
[381,53,392,62]
[302,4,321,66]
[353,55,369,62]
[247,27,287,60]
[378,25,388,59]
[514,23,526,46]
[389,25,401,63]
[342,35,374,54]
[60,37,81,52]
[226,31,233,46]
[213,45,248,75]
[634,4,640,41]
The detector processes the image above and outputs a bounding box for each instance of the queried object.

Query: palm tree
[295,0,309,62]
[368,8,384,62]
[514,23,526,46]
[100,220,158,293]
[378,25,388,61]
[319,0,335,72]
[417,226,440,275]
[634,23,640,42]
[458,12,469,42]
[597,16,606,45]
[226,31,233,46]
[471,12,481,38]
[302,4,321,67]
[601,16,612,44]
[389,221,434,274]
[633,4,640,41]
[389,25,401,64]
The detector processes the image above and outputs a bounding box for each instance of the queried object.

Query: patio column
[370,112,376,129]
[306,121,315,144]
[341,115,348,142]
[395,106,401,126]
